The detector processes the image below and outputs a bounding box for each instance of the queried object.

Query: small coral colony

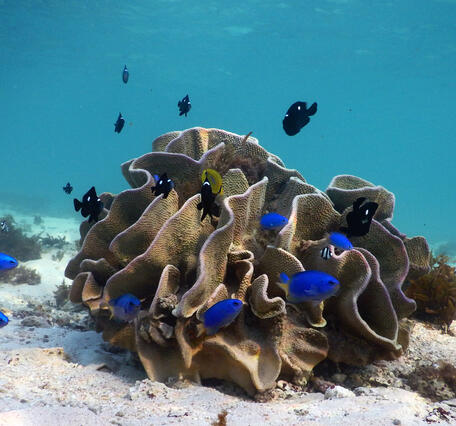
[0,65,451,396]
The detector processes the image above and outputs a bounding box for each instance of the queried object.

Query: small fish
[202,299,243,335]
[340,197,379,237]
[260,212,288,230]
[320,246,332,260]
[122,65,129,84]
[151,173,175,198]
[328,232,353,250]
[63,182,73,194]
[197,170,221,221]
[114,112,125,133]
[278,270,340,304]
[0,253,18,270]
[73,186,104,223]
[0,221,8,233]
[178,94,191,117]
[107,294,141,322]
[282,101,317,136]
[0,311,8,328]
[201,169,223,195]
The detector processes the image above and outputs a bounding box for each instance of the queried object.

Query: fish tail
[307,102,318,116]
[277,273,290,298]
[200,210,208,221]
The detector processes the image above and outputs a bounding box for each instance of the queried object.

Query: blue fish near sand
[0,253,18,270]
[278,271,340,304]
[328,232,353,250]
[107,294,141,322]
[260,212,288,230]
[203,299,243,335]
[0,311,8,328]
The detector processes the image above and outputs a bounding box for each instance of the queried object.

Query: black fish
[122,65,129,84]
[151,173,175,199]
[74,186,104,223]
[178,94,191,117]
[114,113,125,133]
[340,197,379,237]
[282,101,317,136]
[0,221,8,233]
[197,172,221,221]
[63,182,73,194]
[320,246,332,260]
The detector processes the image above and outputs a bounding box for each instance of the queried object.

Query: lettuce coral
[65,127,430,395]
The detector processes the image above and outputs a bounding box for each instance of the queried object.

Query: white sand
[1,214,456,425]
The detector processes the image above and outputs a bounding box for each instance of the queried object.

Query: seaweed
[211,410,228,426]
[52,250,65,262]
[54,279,71,307]
[0,214,42,261]
[405,254,456,331]
[0,265,41,285]
[38,233,69,249]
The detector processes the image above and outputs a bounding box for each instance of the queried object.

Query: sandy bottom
[1,213,456,425]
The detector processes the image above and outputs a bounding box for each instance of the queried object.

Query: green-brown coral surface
[65,127,431,395]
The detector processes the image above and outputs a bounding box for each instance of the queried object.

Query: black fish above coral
[282,101,317,136]
[340,197,378,237]
[122,65,129,84]
[151,173,175,199]
[114,113,125,133]
[74,186,104,223]
[178,94,191,117]
[197,171,221,221]
[63,182,73,194]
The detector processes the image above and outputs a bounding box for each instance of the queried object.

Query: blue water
[1,0,454,246]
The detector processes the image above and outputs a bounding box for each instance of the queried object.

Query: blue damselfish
[328,232,353,250]
[0,311,8,328]
[0,253,18,270]
[203,299,243,335]
[260,212,288,230]
[108,294,141,322]
[278,270,340,304]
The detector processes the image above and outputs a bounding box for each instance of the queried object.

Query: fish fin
[279,272,289,284]
[307,102,317,116]
[353,197,366,211]
[73,199,82,212]
[196,323,206,338]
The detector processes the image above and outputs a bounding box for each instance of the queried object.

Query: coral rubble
[65,127,430,395]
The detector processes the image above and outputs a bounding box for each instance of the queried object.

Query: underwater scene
[1,1,456,425]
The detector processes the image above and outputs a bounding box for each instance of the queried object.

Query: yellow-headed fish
[201,169,223,196]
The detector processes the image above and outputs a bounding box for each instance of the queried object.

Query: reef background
[0,0,455,247]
